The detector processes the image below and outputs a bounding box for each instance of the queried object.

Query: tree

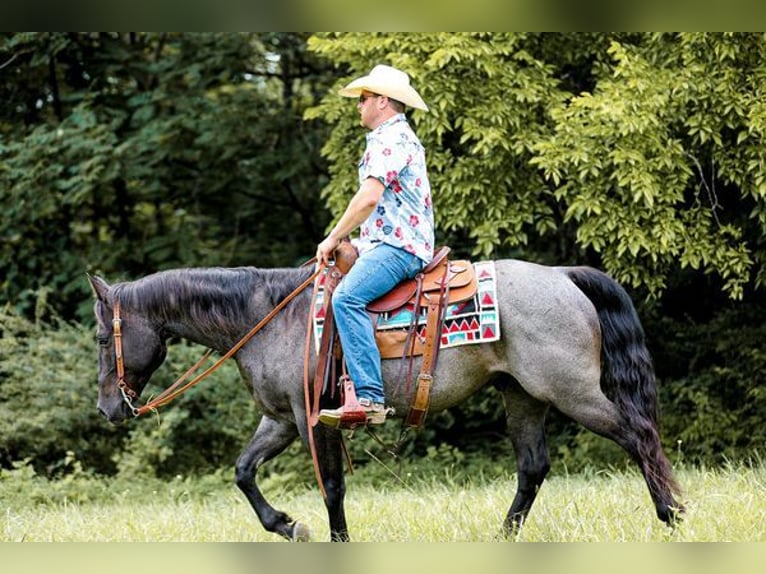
[307,32,568,260]
[2,33,764,477]
[307,32,766,299]
[534,33,766,298]
[0,33,333,321]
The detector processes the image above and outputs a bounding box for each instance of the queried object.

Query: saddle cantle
[366,256,478,315]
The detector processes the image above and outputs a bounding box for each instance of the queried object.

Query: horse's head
[88,274,167,424]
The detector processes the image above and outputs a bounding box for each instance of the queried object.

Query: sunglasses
[358,93,380,104]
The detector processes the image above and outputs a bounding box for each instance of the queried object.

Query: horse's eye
[97,336,109,347]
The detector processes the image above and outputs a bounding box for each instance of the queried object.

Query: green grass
[2,464,764,542]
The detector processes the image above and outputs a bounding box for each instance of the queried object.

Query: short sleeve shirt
[356,114,434,264]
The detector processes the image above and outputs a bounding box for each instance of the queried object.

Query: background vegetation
[1,33,764,485]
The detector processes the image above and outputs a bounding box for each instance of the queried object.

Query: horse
[88,259,683,541]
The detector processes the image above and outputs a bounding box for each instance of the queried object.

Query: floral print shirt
[356,114,434,264]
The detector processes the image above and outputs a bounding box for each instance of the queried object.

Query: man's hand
[315,177,384,266]
[316,235,340,266]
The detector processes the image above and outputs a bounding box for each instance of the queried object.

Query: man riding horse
[315,65,435,428]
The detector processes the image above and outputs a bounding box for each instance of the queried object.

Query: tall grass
[2,462,764,542]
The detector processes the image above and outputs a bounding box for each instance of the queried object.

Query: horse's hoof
[291,522,311,542]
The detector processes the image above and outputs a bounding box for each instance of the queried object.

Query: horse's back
[418,259,602,408]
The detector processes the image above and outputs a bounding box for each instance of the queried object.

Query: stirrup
[318,377,391,429]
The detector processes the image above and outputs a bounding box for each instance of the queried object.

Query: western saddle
[312,241,478,430]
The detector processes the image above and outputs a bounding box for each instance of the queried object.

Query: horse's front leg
[235,415,309,541]
[309,423,349,541]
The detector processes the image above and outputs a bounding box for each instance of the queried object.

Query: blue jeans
[332,243,424,404]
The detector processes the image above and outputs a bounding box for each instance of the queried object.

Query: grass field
[2,463,764,542]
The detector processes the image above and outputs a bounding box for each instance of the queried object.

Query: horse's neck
[142,267,309,352]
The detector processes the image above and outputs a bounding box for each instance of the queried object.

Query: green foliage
[309,33,766,299]
[0,301,259,479]
[0,298,123,474]
[650,300,766,464]
[532,34,765,298]
[1,33,332,322]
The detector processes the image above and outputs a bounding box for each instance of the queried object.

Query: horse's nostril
[98,406,109,420]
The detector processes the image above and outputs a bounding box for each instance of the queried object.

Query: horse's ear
[87,273,111,303]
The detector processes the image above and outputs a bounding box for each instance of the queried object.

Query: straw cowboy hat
[338,64,429,111]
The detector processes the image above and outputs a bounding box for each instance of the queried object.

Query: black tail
[563,266,683,518]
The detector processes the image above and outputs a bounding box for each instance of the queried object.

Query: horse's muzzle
[97,403,129,425]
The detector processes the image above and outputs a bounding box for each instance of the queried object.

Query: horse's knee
[235,458,292,536]
[234,456,257,490]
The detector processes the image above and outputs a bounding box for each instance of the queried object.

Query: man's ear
[87,273,111,303]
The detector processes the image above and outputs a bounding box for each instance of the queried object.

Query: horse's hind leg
[500,377,551,537]
[553,386,683,525]
[235,415,306,541]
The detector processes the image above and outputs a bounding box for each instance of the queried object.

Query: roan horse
[88,259,683,541]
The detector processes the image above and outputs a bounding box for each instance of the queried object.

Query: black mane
[112,266,314,327]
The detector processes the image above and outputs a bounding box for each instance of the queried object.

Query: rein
[111,265,322,417]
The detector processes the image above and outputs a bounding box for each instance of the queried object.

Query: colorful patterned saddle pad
[313,261,500,358]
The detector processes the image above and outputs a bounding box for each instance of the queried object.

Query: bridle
[109,265,323,418]
[107,260,335,501]
[111,299,215,417]
[111,299,140,416]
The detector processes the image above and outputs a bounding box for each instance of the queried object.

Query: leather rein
[110,265,323,417]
